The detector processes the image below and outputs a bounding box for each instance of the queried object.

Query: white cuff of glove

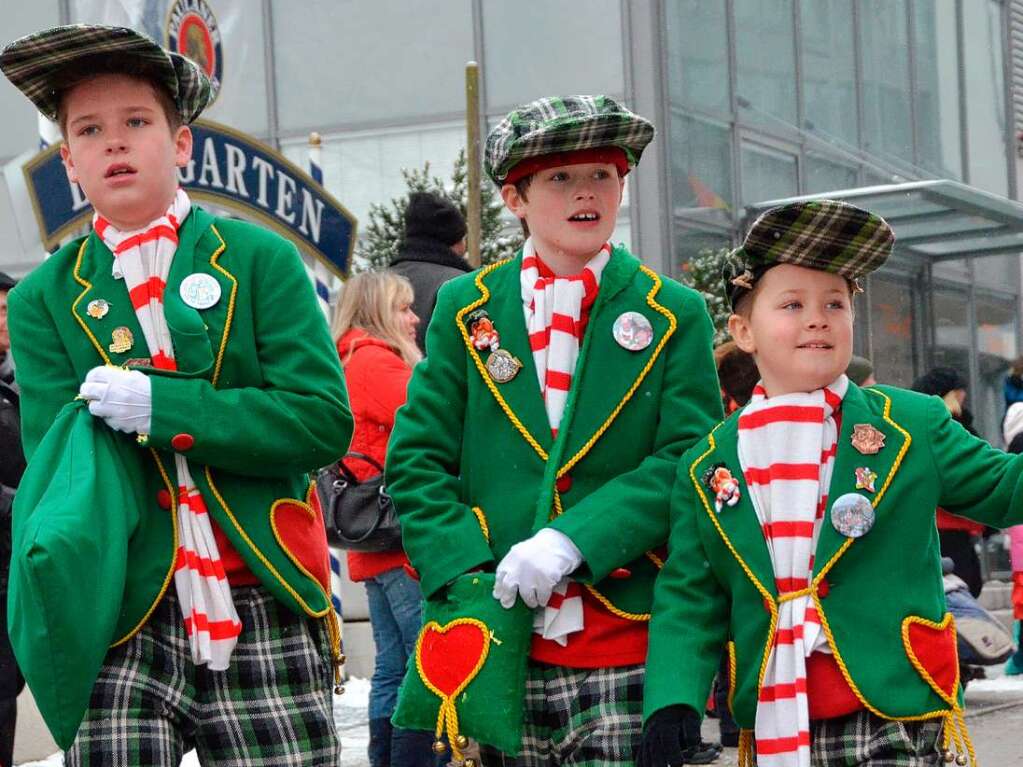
[79,365,153,435]
[492,528,584,610]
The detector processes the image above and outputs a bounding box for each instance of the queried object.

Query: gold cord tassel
[737,729,754,767]
[325,610,346,694]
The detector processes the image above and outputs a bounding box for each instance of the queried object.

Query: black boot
[369,717,394,767]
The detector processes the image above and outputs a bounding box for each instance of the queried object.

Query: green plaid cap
[723,199,894,308]
[0,24,215,124]
[484,95,654,185]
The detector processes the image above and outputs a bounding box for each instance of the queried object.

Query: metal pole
[465,61,482,269]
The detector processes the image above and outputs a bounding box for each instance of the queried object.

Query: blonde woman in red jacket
[331,271,432,767]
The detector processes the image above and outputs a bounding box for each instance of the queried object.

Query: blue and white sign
[21,120,356,276]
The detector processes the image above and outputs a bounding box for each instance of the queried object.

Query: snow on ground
[17,678,374,767]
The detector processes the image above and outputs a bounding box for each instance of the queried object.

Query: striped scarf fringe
[520,238,608,644]
[736,375,848,767]
[94,189,242,670]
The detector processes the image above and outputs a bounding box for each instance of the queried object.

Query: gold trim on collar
[71,237,112,365]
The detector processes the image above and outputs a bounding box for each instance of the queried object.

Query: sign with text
[21,119,356,276]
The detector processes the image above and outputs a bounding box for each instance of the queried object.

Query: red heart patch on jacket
[903,613,959,704]
[417,619,490,698]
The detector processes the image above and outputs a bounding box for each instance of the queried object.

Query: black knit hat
[911,366,968,397]
[404,192,467,247]
[0,272,16,292]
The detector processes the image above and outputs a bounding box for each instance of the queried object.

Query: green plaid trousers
[478,661,644,767]
[66,585,340,767]
[810,709,943,766]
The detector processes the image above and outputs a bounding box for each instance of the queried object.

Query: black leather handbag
[317,452,402,552]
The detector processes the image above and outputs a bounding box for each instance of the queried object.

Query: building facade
[0,0,1019,441]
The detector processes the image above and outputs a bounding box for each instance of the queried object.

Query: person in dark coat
[0,270,24,767]
[912,365,986,596]
[389,191,470,353]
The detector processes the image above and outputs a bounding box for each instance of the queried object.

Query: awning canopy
[744,180,1023,262]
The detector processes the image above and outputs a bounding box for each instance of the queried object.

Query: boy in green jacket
[638,200,1023,767]
[1,25,350,765]
[386,96,723,766]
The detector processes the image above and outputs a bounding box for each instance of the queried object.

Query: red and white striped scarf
[94,189,242,670]
[736,375,848,767]
[520,238,609,437]
[520,239,608,644]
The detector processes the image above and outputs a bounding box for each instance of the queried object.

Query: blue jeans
[364,566,424,720]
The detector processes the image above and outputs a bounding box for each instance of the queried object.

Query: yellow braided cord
[413,618,492,756]
[777,587,813,603]
[454,260,549,462]
[948,707,976,767]
[325,609,344,690]
[689,428,779,690]
[726,641,738,713]
[556,265,676,477]
[942,712,953,752]
[737,730,753,767]
[71,238,113,364]
[470,506,490,542]
[862,388,912,509]
[206,225,234,386]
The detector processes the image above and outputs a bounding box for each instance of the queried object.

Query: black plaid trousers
[66,585,340,767]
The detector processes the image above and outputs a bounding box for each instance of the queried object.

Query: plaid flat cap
[0,24,215,124]
[723,199,894,309]
[484,95,654,185]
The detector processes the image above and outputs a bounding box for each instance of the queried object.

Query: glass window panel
[912,0,963,179]
[673,225,731,291]
[860,0,914,166]
[869,276,917,387]
[973,254,1019,290]
[800,0,857,146]
[273,0,474,131]
[735,0,797,131]
[804,154,858,195]
[280,122,464,230]
[975,294,1018,444]
[962,1,1010,196]
[932,259,970,282]
[665,0,729,114]
[483,1,623,110]
[741,143,797,206]
[669,113,734,213]
[0,1,61,160]
[929,289,971,389]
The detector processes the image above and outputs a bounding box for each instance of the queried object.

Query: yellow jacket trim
[556,266,676,478]
[690,427,779,693]
[900,612,960,708]
[72,238,112,365]
[206,225,234,385]
[455,259,549,463]
[110,450,179,647]
[471,506,490,542]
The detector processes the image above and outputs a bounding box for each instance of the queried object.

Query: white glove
[493,528,583,609]
[79,366,152,435]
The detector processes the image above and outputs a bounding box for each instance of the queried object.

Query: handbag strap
[340,451,386,478]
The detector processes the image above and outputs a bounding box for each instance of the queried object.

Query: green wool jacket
[643,383,1023,727]
[386,246,723,619]
[7,206,352,644]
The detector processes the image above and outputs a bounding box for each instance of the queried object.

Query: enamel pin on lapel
[831,493,875,538]
[467,309,500,351]
[179,273,221,310]
[613,312,653,351]
[108,326,134,354]
[851,423,885,455]
[854,467,877,493]
[86,299,110,319]
[702,463,741,513]
[486,349,522,383]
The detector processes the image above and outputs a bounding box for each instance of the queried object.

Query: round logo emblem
[180,273,222,310]
[166,0,223,100]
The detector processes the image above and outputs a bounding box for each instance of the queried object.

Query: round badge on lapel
[179,273,221,310]
[830,492,875,538]
[486,349,522,383]
[86,299,110,319]
[613,311,653,351]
